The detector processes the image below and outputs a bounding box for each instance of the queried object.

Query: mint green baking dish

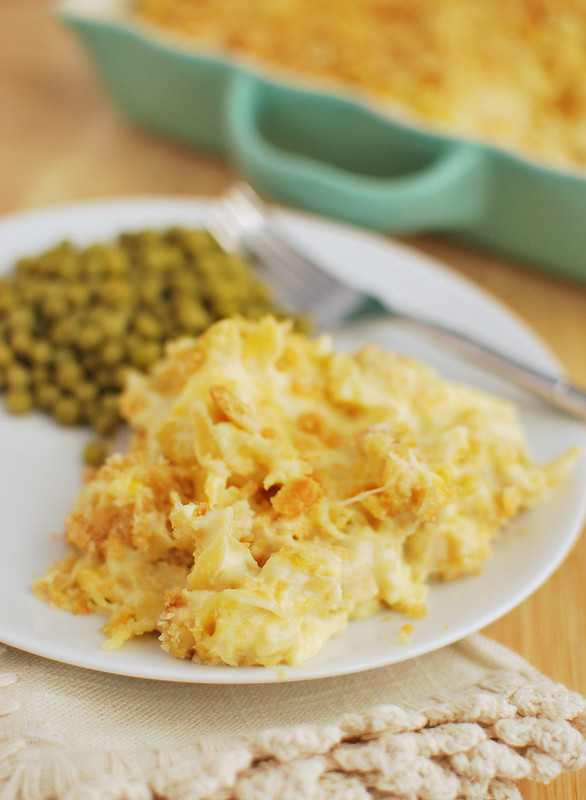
[57,0,586,282]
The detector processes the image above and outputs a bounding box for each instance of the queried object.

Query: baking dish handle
[225,72,489,233]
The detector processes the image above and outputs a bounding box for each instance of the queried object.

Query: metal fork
[209,183,586,421]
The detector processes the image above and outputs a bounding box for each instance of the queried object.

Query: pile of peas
[0,226,288,448]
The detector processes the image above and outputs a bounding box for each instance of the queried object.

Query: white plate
[1,197,585,684]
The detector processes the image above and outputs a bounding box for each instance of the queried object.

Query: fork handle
[398,312,586,420]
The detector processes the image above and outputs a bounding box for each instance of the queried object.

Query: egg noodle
[34,317,577,667]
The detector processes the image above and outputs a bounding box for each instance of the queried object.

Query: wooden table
[3,3,586,797]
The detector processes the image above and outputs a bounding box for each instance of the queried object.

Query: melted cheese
[34,317,577,666]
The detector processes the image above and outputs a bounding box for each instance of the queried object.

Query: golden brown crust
[135,0,586,169]
[209,383,258,431]
[270,477,325,517]
[64,450,194,557]
[34,317,578,666]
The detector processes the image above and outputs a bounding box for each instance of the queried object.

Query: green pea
[104,246,130,276]
[111,365,129,390]
[53,346,76,366]
[133,311,163,339]
[129,340,161,370]
[176,300,212,332]
[31,365,50,388]
[74,381,99,404]
[91,409,120,437]
[6,363,31,388]
[5,388,34,415]
[41,293,69,320]
[138,277,164,305]
[56,360,84,391]
[95,368,117,389]
[0,341,13,367]
[31,340,52,366]
[66,283,91,308]
[98,279,132,306]
[53,396,82,426]
[83,439,110,468]
[8,307,35,331]
[78,324,104,351]
[35,383,61,410]
[101,340,126,366]
[56,253,79,280]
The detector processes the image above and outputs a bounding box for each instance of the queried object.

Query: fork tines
[209,184,364,326]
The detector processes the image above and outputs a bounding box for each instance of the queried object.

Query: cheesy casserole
[134,0,586,170]
[34,317,575,667]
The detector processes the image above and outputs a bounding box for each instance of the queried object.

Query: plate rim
[0,195,584,684]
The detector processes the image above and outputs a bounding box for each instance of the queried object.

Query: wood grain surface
[2,3,586,797]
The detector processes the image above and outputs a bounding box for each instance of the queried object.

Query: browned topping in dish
[135,0,586,169]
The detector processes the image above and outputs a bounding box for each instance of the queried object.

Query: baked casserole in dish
[57,0,586,281]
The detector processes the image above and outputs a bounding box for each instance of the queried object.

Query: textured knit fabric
[1,634,585,799]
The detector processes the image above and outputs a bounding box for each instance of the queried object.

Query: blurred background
[2,3,586,797]
[3,0,584,362]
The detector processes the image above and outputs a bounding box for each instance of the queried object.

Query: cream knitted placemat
[1,633,585,800]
